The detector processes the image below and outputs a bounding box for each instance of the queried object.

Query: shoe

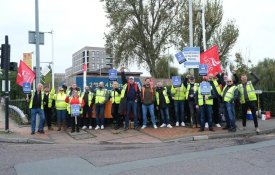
[31,131,35,135]
[153,125,158,129]
[256,128,260,133]
[181,122,185,127]
[82,126,87,130]
[175,122,179,127]
[88,126,92,130]
[134,126,139,130]
[167,124,173,128]
[239,127,246,131]
[198,128,204,132]
[228,128,236,132]
[95,125,100,130]
[209,128,215,132]
[71,130,75,133]
[141,125,147,129]
[223,126,229,130]
[160,123,166,128]
[48,127,54,131]
[205,123,209,128]
[101,125,104,130]
[114,125,120,130]
[123,127,129,131]
[216,124,221,128]
[38,130,45,134]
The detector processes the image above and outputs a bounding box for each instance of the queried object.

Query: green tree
[177,0,239,68]
[155,54,176,78]
[102,0,186,77]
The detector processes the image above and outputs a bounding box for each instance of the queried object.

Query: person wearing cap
[121,68,141,130]
[66,83,81,128]
[28,83,45,135]
[50,87,67,131]
[81,86,94,130]
[237,72,260,133]
[195,77,216,132]
[94,82,109,130]
[66,90,85,133]
[185,75,200,128]
[222,77,239,132]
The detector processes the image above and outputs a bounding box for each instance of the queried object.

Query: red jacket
[67,96,85,107]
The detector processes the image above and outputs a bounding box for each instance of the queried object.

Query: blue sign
[71,104,80,117]
[200,81,211,95]
[175,51,186,64]
[108,69,118,81]
[172,76,182,87]
[199,64,208,76]
[23,82,31,94]
[183,47,200,68]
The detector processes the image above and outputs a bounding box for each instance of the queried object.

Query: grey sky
[0,0,274,75]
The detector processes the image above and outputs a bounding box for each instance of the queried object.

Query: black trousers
[44,107,52,128]
[188,101,199,126]
[241,101,258,128]
[213,98,221,124]
[82,106,92,126]
[112,103,122,126]
[71,116,80,131]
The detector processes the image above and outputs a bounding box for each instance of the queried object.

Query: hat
[129,76,134,80]
[189,76,195,80]
[59,87,64,91]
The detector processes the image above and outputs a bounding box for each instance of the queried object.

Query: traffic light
[9,62,17,71]
[1,44,6,69]
[0,43,10,70]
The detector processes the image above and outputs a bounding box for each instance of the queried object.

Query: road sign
[172,76,182,87]
[199,64,208,76]
[28,31,44,45]
[200,81,211,95]
[22,82,31,94]
[183,47,200,68]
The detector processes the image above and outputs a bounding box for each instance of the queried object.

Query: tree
[177,0,239,68]
[154,54,176,78]
[102,0,186,77]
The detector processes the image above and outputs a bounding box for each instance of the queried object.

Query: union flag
[16,60,35,86]
[200,45,222,75]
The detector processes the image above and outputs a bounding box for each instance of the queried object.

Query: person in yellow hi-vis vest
[27,83,45,135]
[94,82,109,130]
[110,81,122,130]
[81,86,93,130]
[43,87,53,131]
[238,73,260,133]
[195,78,216,132]
[171,79,187,127]
[50,87,67,131]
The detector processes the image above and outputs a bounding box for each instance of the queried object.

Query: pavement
[1,106,275,144]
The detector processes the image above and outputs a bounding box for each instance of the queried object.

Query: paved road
[1,134,275,175]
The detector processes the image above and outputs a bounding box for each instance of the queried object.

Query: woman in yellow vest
[195,78,216,132]
[110,81,122,130]
[222,77,239,132]
[238,73,260,133]
[50,87,67,131]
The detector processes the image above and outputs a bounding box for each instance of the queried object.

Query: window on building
[82,51,85,57]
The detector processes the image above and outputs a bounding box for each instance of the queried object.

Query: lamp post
[188,0,194,75]
[35,0,41,85]
[45,30,54,89]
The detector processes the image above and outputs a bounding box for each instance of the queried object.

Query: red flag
[200,45,222,75]
[16,60,36,86]
[83,64,87,72]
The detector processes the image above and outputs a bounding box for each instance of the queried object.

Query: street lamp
[45,30,54,89]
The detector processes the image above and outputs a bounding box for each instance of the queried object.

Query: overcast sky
[1,0,275,76]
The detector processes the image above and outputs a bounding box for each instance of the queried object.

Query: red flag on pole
[83,64,87,72]
[200,45,222,75]
[16,60,36,86]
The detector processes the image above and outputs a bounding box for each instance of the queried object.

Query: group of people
[28,68,260,134]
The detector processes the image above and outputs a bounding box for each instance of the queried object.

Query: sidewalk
[1,107,275,144]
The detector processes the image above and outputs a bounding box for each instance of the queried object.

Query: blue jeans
[142,104,156,126]
[199,105,213,129]
[174,100,185,123]
[224,102,236,129]
[56,110,66,124]
[96,104,105,126]
[31,108,45,132]
[125,101,138,128]
[160,107,170,124]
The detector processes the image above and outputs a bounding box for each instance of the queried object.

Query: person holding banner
[67,90,85,133]
[81,86,94,130]
[27,83,45,135]
[222,77,239,132]
[110,81,123,130]
[195,78,216,132]
[66,83,81,128]
[171,76,187,127]
[94,82,109,130]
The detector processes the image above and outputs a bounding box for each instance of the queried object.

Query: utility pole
[188,0,194,75]
[35,0,41,85]
[201,6,207,51]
